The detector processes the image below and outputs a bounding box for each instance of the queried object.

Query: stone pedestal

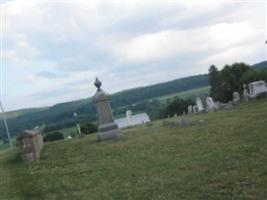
[92,78,122,141]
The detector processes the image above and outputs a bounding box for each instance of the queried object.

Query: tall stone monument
[92,78,122,141]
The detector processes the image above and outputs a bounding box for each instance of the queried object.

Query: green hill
[0,107,48,120]
[253,60,267,70]
[0,74,209,140]
[1,99,266,199]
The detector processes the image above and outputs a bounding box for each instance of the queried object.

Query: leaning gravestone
[196,97,205,113]
[92,78,122,141]
[206,97,218,112]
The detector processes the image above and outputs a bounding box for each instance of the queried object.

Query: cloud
[2,1,266,110]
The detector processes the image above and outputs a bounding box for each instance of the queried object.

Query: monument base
[97,129,122,141]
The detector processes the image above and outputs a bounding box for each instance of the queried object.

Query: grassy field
[155,86,210,102]
[0,99,267,200]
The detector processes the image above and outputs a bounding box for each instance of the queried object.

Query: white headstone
[233,91,240,105]
[206,97,217,112]
[126,110,133,126]
[242,84,249,102]
[196,97,205,113]
[187,105,193,115]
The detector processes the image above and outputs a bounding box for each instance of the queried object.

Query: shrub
[44,132,64,142]
[80,123,97,135]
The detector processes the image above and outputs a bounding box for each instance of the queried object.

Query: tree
[163,97,193,117]
[209,63,255,102]
[80,123,97,135]
[208,65,222,101]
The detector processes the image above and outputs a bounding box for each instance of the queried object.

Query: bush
[44,132,64,142]
[163,97,193,117]
[80,123,97,135]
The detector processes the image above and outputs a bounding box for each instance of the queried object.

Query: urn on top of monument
[92,78,111,103]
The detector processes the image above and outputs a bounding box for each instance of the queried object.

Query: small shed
[17,130,43,163]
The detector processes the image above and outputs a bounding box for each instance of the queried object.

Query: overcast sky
[1,0,266,111]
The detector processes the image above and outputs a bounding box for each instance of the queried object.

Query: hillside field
[0,99,267,200]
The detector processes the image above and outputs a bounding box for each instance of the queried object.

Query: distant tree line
[0,74,209,141]
[209,63,267,102]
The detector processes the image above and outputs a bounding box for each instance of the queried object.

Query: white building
[248,81,267,98]
[115,111,151,129]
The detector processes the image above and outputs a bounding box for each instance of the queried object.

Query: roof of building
[115,113,150,128]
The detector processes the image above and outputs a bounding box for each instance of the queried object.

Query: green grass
[0,100,267,200]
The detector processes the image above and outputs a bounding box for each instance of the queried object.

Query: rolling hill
[253,60,267,70]
[0,74,209,140]
[1,60,266,141]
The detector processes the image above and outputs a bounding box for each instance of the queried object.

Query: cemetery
[1,2,266,199]
[0,74,267,199]
[0,98,266,199]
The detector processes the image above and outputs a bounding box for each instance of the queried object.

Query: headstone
[92,78,122,141]
[126,110,133,126]
[193,105,198,114]
[16,130,43,163]
[232,91,240,105]
[196,97,205,113]
[242,84,249,102]
[179,119,191,128]
[187,105,193,115]
[206,97,218,112]
[213,101,221,110]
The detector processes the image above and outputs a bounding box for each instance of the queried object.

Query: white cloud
[112,20,263,63]
[1,1,266,110]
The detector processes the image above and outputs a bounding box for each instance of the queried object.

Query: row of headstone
[187,96,220,115]
[233,82,267,104]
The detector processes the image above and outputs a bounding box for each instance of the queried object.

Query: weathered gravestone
[233,91,240,105]
[193,105,198,114]
[206,97,219,112]
[17,130,43,163]
[178,119,191,128]
[196,97,205,113]
[187,105,193,115]
[243,84,249,102]
[92,78,122,141]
